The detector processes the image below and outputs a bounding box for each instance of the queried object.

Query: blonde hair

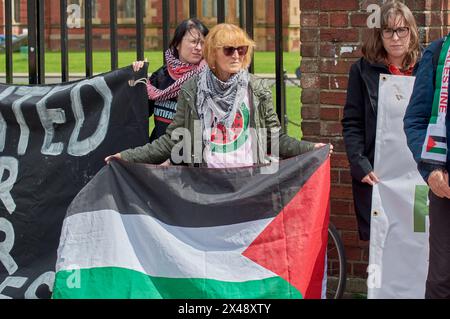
[203,23,256,70]
[362,0,420,69]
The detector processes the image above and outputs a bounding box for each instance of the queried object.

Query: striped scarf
[421,36,450,165]
[147,48,206,101]
[196,67,249,147]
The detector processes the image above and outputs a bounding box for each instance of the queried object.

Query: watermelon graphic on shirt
[211,102,249,154]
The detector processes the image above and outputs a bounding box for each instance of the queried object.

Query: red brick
[342,230,359,246]
[320,0,359,11]
[301,1,319,11]
[404,0,415,10]
[350,13,369,27]
[360,240,370,248]
[361,28,373,44]
[320,28,359,42]
[330,13,349,27]
[301,89,320,104]
[327,248,341,260]
[320,13,329,27]
[301,14,319,27]
[320,107,340,120]
[331,199,353,216]
[301,105,320,120]
[352,262,369,277]
[331,169,340,183]
[415,12,426,25]
[330,152,349,168]
[428,28,443,43]
[329,75,349,90]
[302,121,321,136]
[320,59,354,74]
[320,91,347,105]
[327,260,342,275]
[329,137,346,153]
[330,184,354,200]
[414,0,426,10]
[301,43,318,57]
[321,122,343,137]
[424,0,444,11]
[320,76,330,89]
[301,28,319,42]
[301,59,319,73]
[361,245,370,260]
[340,169,353,184]
[336,245,362,261]
[320,44,337,58]
[300,74,320,89]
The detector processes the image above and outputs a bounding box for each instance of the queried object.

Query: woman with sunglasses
[342,0,421,241]
[132,19,209,142]
[106,23,328,167]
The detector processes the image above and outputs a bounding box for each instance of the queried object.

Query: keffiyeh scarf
[147,48,206,101]
[196,67,249,146]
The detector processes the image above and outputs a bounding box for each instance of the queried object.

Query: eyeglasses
[222,46,249,57]
[381,27,410,39]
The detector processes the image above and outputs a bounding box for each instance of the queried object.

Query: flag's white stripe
[423,152,446,162]
[431,141,447,149]
[56,209,276,282]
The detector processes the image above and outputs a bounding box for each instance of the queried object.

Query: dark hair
[169,19,209,58]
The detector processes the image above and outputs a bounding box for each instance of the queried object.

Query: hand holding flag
[428,169,450,198]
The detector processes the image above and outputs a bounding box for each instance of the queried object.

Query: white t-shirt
[205,94,254,168]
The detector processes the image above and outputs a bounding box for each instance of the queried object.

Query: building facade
[0,0,300,52]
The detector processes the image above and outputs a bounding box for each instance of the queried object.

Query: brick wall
[300,0,450,294]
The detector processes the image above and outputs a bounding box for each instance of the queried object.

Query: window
[202,0,217,18]
[201,1,239,22]
[118,0,136,19]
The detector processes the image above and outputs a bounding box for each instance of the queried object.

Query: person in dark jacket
[133,19,209,142]
[342,1,420,241]
[106,24,331,167]
[404,36,450,299]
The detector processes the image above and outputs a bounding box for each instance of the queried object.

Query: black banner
[0,65,150,298]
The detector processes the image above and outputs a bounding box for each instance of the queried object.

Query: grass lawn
[0,51,300,75]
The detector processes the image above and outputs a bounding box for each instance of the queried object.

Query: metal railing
[2,0,288,131]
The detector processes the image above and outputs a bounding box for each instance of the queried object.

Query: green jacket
[121,73,315,165]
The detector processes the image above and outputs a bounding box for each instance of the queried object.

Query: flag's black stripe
[430,135,447,143]
[67,146,329,227]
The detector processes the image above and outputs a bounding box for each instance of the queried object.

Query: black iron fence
[2,0,288,130]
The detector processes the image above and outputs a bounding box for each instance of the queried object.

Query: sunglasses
[222,46,249,57]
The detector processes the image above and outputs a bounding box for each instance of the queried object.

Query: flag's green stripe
[431,36,450,122]
[429,147,447,154]
[52,267,303,299]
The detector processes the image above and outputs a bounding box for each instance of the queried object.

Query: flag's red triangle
[426,136,437,152]
[242,158,330,299]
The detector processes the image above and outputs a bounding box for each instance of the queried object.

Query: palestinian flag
[425,135,447,154]
[421,123,448,163]
[52,146,330,299]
